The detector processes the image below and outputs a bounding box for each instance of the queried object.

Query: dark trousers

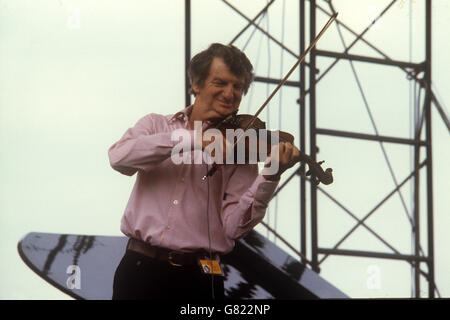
[112,250,225,300]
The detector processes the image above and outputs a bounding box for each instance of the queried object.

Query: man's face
[192,57,245,121]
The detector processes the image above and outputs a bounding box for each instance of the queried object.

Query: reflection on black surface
[19,231,349,299]
[227,281,259,299]
[221,261,271,299]
[241,231,265,250]
[71,236,95,266]
[281,258,306,282]
[42,235,68,276]
[40,235,97,276]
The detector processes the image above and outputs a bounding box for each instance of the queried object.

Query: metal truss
[184,0,448,298]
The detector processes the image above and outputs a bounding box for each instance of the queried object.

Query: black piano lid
[17,231,349,300]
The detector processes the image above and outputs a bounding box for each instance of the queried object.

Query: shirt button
[167,225,171,230]
[181,178,185,182]
[173,200,179,205]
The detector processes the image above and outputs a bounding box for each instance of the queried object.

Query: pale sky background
[0,0,449,299]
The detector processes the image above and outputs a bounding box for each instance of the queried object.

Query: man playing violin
[109,43,300,300]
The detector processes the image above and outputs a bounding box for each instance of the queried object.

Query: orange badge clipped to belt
[198,259,224,276]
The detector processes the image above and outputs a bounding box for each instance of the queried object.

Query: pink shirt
[108,106,279,254]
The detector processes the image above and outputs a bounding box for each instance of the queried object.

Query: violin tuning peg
[318,160,324,165]
[305,169,312,176]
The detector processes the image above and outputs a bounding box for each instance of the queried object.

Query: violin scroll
[298,152,333,185]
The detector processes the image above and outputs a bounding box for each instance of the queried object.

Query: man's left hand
[263,142,300,181]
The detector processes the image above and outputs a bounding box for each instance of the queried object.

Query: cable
[205,164,215,300]
[242,11,266,51]
[265,1,272,240]
[245,14,266,115]
[331,1,413,223]
[327,0,441,298]
[408,0,415,298]
[274,0,286,244]
[327,0,416,231]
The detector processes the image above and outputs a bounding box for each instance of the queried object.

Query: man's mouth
[217,100,233,108]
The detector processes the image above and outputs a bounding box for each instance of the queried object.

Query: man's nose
[222,85,234,101]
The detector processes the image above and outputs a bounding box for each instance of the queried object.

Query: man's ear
[191,83,200,96]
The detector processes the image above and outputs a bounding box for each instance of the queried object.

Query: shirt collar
[169,105,193,123]
[169,105,214,128]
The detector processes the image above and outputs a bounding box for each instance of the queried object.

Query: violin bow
[242,12,338,132]
[203,13,338,179]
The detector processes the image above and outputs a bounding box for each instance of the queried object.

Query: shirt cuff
[240,174,279,225]
[251,174,279,208]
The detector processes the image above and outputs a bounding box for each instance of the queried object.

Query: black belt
[126,238,219,267]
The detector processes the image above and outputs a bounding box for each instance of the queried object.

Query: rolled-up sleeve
[222,165,279,240]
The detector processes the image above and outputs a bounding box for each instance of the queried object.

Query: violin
[206,112,333,186]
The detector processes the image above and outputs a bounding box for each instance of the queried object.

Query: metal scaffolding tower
[185,0,446,298]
